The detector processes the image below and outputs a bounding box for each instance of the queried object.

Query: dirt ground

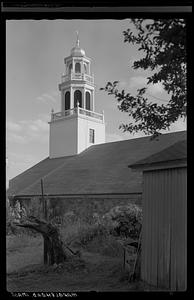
[6,236,154,292]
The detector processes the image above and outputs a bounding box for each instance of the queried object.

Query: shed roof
[129,139,187,169]
[8,131,186,197]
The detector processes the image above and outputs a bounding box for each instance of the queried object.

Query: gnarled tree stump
[15,216,66,265]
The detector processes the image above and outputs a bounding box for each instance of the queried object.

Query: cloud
[147,82,164,95]
[36,90,58,103]
[20,119,49,132]
[128,76,147,90]
[6,121,22,132]
[6,152,39,183]
[42,93,56,102]
[127,76,167,102]
[6,118,49,144]
[162,118,187,133]
[106,133,124,143]
[118,81,127,88]
[6,132,27,144]
[20,119,48,131]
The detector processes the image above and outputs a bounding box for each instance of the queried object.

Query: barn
[129,139,187,291]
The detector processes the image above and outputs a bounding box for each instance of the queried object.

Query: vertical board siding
[142,167,187,291]
[141,175,146,281]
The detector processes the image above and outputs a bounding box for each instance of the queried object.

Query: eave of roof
[129,139,187,170]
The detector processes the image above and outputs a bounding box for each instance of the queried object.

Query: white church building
[8,36,186,217]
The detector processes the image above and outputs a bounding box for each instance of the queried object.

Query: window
[65,91,70,110]
[75,62,81,73]
[89,129,95,144]
[86,92,91,110]
[74,90,82,107]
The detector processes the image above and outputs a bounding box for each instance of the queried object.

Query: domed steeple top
[71,31,86,57]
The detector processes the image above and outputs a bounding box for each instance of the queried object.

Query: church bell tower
[49,33,105,158]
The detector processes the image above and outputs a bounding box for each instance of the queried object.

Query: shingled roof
[8,131,186,197]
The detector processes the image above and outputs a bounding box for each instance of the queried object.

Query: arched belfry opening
[74,90,82,107]
[86,91,91,110]
[75,62,81,73]
[65,91,70,110]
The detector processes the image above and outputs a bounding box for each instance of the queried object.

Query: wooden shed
[129,139,187,291]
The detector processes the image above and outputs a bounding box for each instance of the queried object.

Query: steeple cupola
[70,31,86,57]
[49,33,105,159]
[58,31,94,112]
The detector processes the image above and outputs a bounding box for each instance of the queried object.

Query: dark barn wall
[141,167,187,291]
[16,194,142,221]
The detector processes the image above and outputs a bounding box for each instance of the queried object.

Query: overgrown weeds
[58,204,142,258]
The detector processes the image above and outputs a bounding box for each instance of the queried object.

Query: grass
[6,234,43,274]
[6,233,42,253]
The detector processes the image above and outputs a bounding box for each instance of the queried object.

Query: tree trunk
[16,216,66,265]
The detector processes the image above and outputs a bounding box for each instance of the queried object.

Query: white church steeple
[49,34,105,159]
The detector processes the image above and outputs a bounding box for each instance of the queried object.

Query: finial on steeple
[76,30,80,47]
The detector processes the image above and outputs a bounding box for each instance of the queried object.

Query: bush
[102,204,142,239]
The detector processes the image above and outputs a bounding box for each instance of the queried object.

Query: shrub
[102,204,142,239]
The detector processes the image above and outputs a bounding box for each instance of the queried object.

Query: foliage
[78,223,108,246]
[6,200,41,236]
[101,19,187,137]
[60,203,142,258]
[6,200,27,235]
[102,204,142,239]
[27,198,43,218]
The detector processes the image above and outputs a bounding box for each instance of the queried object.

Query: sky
[6,19,187,186]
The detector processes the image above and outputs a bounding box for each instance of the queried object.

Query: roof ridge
[102,130,186,147]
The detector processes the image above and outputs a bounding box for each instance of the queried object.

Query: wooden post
[41,178,48,265]
[123,247,126,269]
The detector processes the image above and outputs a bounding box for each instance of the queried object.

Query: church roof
[8,131,186,197]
